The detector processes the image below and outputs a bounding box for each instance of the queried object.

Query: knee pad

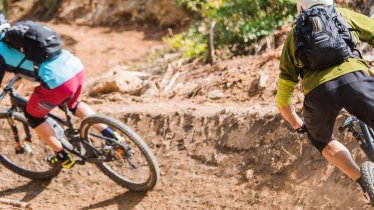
[24,110,47,128]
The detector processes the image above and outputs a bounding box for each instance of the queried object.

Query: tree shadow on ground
[79,191,146,210]
[0,179,52,202]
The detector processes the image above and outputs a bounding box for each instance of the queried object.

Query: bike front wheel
[360,161,374,205]
[0,111,61,180]
[79,114,160,192]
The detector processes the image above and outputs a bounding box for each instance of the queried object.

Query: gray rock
[208,89,225,100]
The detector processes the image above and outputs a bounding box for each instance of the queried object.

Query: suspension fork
[6,109,21,145]
[5,108,32,153]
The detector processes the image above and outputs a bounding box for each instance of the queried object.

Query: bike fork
[6,111,32,154]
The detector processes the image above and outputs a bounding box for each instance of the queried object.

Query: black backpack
[3,20,62,63]
[294,5,360,73]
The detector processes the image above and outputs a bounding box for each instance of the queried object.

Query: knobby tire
[79,114,160,192]
[360,161,374,205]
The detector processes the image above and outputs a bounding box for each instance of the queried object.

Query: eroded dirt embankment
[0,4,372,207]
[90,101,370,210]
[0,100,369,210]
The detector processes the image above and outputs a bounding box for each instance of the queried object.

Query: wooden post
[208,20,217,65]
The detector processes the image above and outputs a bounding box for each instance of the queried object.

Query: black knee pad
[24,110,47,128]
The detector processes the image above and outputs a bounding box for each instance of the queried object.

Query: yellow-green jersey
[276,7,374,108]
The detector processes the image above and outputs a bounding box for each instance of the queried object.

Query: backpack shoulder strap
[14,57,42,82]
[14,57,27,74]
[33,63,42,82]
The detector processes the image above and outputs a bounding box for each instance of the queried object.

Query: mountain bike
[0,75,160,192]
[338,112,374,204]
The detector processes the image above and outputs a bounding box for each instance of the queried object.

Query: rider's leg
[65,70,109,132]
[73,101,122,141]
[24,110,75,168]
[342,74,374,135]
[73,102,107,131]
[322,140,360,180]
[303,74,364,187]
[340,73,374,193]
[24,72,87,168]
[33,121,63,152]
[67,71,121,141]
[25,86,68,151]
[74,101,95,119]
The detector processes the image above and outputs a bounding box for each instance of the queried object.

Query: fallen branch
[0,198,31,210]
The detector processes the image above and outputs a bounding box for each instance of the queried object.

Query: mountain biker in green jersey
[276,0,374,196]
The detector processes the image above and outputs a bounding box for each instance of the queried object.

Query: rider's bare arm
[278,105,304,130]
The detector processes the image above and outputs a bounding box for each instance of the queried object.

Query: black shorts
[303,71,374,152]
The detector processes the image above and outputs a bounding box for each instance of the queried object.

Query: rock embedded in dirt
[258,70,269,89]
[245,169,254,180]
[88,70,147,96]
[208,89,225,100]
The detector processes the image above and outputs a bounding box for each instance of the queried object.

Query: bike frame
[338,114,374,162]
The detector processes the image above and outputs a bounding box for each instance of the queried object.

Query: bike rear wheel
[0,111,61,179]
[79,114,160,192]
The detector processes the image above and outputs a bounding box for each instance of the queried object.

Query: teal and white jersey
[0,41,83,89]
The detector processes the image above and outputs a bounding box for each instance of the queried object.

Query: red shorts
[26,71,85,118]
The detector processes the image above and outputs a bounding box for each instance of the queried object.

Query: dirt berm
[0,4,372,207]
[1,46,372,210]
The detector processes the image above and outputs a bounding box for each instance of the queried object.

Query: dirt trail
[0,23,371,210]
[48,23,165,77]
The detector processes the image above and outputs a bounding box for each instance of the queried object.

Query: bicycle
[0,75,160,192]
[338,111,374,204]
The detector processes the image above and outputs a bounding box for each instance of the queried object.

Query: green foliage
[169,0,297,58]
[164,27,208,59]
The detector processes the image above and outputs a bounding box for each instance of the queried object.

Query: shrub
[168,0,296,59]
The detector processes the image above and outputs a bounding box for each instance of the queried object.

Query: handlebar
[5,75,21,90]
[0,75,21,101]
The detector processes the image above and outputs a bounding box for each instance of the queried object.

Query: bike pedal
[47,156,60,168]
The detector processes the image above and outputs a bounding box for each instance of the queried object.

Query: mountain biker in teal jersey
[276,0,374,196]
[0,15,122,169]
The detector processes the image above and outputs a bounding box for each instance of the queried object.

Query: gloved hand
[295,124,307,134]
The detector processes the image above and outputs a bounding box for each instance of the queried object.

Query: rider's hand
[295,123,307,134]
